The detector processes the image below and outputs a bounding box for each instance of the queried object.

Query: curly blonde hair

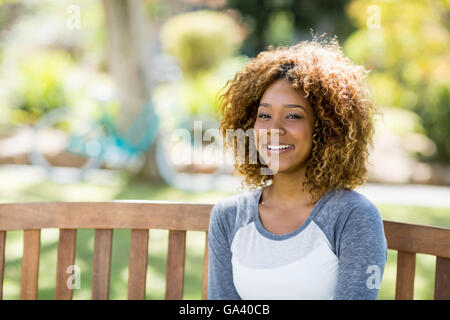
[218,36,377,203]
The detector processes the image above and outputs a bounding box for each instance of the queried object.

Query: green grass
[1,173,449,300]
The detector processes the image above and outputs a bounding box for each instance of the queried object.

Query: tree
[344,0,450,163]
[227,0,355,56]
[102,0,163,182]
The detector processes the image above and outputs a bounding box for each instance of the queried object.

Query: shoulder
[211,188,259,216]
[335,188,382,222]
[324,187,374,209]
[318,188,381,222]
[313,188,384,249]
[330,189,385,245]
[209,189,260,241]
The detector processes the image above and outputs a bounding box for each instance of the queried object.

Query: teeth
[267,145,292,150]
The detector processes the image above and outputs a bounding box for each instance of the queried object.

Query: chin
[264,163,295,175]
[265,160,308,175]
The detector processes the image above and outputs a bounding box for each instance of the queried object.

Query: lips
[262,144,295,153]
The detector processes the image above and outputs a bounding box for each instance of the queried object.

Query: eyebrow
[259,103,307,111]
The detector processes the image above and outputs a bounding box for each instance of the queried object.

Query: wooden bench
[0,201,449,300]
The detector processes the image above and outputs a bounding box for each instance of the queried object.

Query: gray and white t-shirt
[207,187,388,300]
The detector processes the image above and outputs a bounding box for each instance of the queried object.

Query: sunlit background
[0,0,448,300]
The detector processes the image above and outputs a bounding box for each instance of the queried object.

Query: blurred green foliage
[153,55,249,123]
[158,10,248,119]
[178,71,229,116]
[0,0,107,127]
[12,50,72,123]
[228,0,355,56]
[265,11,296,46]
[344,0,450,163]
[180,56,250,117]
[161,10,243,75]
[0,0,447,165]
[145,0,170,20]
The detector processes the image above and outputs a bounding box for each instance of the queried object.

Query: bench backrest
[0,201,449,300]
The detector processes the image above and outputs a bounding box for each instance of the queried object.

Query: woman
[208,37,387,300]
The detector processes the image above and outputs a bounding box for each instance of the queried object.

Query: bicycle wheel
[155,115,232,193]
[28,107,104,183]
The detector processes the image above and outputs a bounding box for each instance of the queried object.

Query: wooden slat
[0,202,212,232]
[165,230,186,300]
[20,230,41,300]
[384,220,450,258]
[0,231,5,300]
[128,229,149,300]
[202,231,208,300]
[55,229,77,300]
[434,256,450,300]
[92,229,113,300]
[395,251,416,300]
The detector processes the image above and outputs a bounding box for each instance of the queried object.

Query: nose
[268,127,286,136]
[268,116,286,136]
[253,114,286,144]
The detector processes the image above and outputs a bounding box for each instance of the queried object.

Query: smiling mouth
[262,144,295,153]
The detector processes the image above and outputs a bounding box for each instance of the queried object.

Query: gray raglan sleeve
[207,203,241,300]
[334,198,388,300]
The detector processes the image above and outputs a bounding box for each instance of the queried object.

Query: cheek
[291,124,312,139]
[253,120,267,132]
[253,123,266,144]
[290,125,313,151]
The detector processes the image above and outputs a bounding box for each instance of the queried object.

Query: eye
[257,113,270,119]
[287,114,302,119]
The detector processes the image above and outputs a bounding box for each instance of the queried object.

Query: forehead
[260,79,311,109]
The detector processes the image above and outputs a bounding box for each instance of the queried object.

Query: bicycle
[28,94,233,192]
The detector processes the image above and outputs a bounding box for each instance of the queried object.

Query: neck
[262,167,314,207]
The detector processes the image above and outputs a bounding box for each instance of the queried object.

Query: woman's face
[253,78,314,174]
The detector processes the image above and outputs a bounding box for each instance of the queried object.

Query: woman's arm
[207,203,241,300]
[334,200,388,300]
